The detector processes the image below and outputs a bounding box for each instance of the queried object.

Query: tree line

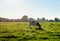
[0,15,28,22]
[0,15,60,22]
[37,17,60,22]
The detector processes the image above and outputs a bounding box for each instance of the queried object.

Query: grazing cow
[29,19,43,30]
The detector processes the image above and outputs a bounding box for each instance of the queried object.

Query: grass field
[0,22,60,41]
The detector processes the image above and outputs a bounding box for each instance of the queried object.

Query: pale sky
[0,0,60,19]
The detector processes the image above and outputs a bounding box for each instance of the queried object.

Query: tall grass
[0,22,60,41]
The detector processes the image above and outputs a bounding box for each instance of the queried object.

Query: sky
[0,0,60,19]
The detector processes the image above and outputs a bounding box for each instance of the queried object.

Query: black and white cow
[29,19,43,30]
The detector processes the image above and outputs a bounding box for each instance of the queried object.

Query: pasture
[0,22,60,41]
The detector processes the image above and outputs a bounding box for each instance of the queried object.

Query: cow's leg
[37,23,43,30]
[29,24,32,29]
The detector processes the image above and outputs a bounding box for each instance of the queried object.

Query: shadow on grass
[0,35,19,38]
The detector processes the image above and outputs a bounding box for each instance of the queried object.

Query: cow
[29,19,43,30]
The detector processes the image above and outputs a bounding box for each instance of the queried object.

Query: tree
[15,19,21,22]
[37,18,41,22]
[48,20,54,22]
[41,18,46,21]
[0,17,2,22]
[20,15,28,22]
[29,18,35,21]
[37,17,47,22]
[54,18,59,22]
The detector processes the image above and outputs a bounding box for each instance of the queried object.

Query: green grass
[0,22,60,41]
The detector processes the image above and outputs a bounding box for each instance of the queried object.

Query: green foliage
[54,18,59,22]
[0,22,60,41]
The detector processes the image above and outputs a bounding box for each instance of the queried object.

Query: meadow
[0,22,60,41]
